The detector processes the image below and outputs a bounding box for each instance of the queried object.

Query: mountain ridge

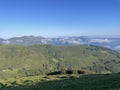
[0,35,120,51]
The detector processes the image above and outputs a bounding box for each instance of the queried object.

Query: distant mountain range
[0,35,120,51]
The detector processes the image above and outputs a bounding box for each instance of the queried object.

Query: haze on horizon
[0,0,120,38]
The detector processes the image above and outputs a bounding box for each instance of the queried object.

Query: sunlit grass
[0,74,120,90]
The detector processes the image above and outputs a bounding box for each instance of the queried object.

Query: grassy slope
[0,44,120,78]
[0,74,120,90]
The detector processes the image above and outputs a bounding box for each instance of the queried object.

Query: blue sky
[0,0,120,38]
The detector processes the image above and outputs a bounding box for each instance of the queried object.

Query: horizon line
[1,34,120,39]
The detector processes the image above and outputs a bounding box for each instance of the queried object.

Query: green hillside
[0,44,120,78]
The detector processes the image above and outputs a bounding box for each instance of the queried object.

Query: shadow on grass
[1,74,120,90]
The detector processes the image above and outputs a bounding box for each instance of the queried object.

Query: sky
[0,0,120,38]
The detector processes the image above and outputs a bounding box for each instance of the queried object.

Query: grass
[0,74,120,90]
[0,44,120,90]
[0,44,120,79]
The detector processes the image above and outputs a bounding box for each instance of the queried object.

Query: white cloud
[114,46,120,50]
[2,40,10,44]
[90,38,111,43]
[16,40,23,42]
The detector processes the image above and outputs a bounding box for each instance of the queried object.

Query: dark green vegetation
[0,74,120,90]
[0,44,120,78]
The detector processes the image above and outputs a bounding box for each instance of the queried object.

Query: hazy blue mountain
[0,36,120,51]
